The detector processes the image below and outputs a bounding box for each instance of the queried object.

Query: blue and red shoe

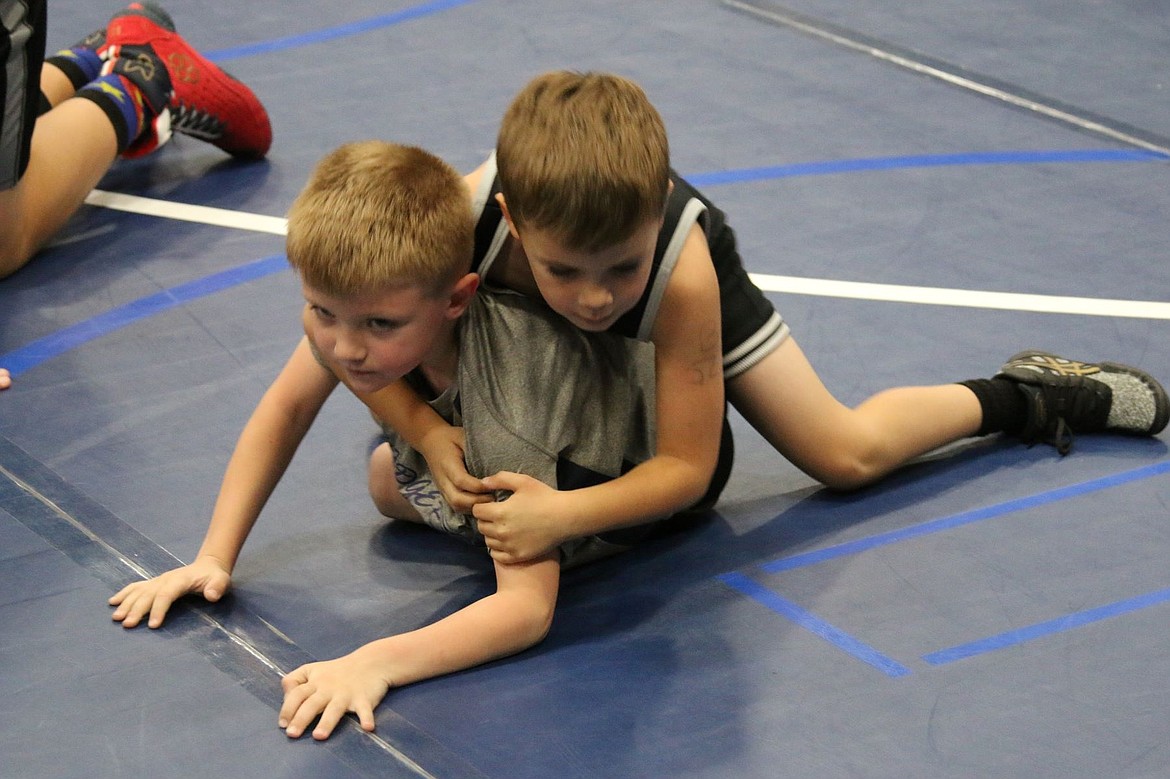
[102,2,272,159]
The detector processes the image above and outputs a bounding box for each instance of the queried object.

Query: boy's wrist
[193,551,234,574]
[557,488,614,540]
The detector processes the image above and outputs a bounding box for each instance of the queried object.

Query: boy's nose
[333,330,366,362]
[580,284,612,311]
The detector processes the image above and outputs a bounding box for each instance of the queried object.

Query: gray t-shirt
[382,291,657,567]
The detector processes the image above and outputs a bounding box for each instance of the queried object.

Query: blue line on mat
[205,0,480,61]
[922,586,1170,666]
[0,255,288,378]
[718,571,912,677]
[687,148,1168,187]
[761,459,1170,574]
[4,147,1161,377]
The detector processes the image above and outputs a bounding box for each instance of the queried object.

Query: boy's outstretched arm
[109,338,338,628]
[475,228,724,562]
[278,552,559,740]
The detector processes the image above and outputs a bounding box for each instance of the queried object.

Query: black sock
[45,46,104,92]
[958,378,1028,437]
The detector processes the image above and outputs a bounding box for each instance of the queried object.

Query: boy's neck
[492,236,540,297]
[416,318,460,395]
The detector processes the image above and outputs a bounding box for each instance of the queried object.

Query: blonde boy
[109,141,658,740]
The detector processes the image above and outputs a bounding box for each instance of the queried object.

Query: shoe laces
[1048,416,1073,456]
[170,102,225,141]
[1031,376,1109,455]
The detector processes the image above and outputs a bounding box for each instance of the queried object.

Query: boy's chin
[569,314,616,332]
[344,370,393,393]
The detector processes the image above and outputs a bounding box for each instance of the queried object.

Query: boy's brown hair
[496,71,670,253]
[287,141,473,297]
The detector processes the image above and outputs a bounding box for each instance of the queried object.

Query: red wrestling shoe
[103,2,272,158]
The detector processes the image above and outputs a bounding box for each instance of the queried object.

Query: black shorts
[1,0,47,190]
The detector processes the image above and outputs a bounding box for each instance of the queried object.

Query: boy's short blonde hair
[496,71,670,253]
[287,141,473,297]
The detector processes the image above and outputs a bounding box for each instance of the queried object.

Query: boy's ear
[495,193,521,240]
[659,180,674,221]
[445,272,480,319]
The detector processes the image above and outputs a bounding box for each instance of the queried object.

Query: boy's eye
[311,304,335,320]
[367,318,401,332]
[546,265,579,279]
[610,262,641,276]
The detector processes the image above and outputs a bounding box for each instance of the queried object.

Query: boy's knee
[806,438,890,491]
[0,244,33,280]
[368,443,400,513]
[815,457,881,491]
[368,443,426,522]
[0,193,35,278]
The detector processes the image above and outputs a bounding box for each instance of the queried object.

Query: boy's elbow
[523,601,555,645]
[509,595,554,648]
[679,458,717,509]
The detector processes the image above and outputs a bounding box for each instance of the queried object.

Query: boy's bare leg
[368,442,426,522]
[0,98,118,278]
[39,61,76,107]
[727,337,982,490]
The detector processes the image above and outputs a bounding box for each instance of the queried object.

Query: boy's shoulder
[464,155,498,212]
[463,158,490,195]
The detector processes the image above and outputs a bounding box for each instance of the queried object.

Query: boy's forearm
[196,411,306,569]
[559,455,710,539]
[359,380,450,450]
[196,342,334,570]
[354,555,559,688]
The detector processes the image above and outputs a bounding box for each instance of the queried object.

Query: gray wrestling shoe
[996,350,1169,455]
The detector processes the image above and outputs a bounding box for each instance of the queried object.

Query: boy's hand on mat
[279,650,390,740]
[421,425,492,513]
[0,368,11,390]
[473,471,565,563]
[108,556,232,629]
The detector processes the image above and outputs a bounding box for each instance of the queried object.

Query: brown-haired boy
[108,140,662,740]
[381,70,1169,565]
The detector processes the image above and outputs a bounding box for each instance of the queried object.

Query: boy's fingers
[356,703,377,733]
[450,491,494,514]
[286,695,326,739]
[281,666,310,695]
[113,590,150,627]
[451,470,487,491]
[483,470,536,493]
[312,701,348,740]
[147,595,176,629]
[489,548,517,565]
[108,582,135,605]
[279,681,315,734]
[480,471,517,491]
